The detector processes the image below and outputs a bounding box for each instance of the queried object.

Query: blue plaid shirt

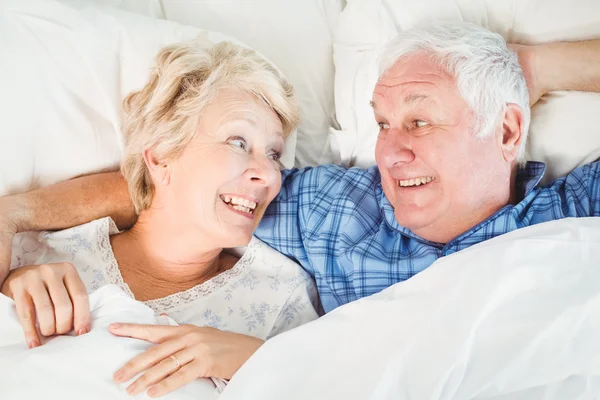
[255,161,600,312]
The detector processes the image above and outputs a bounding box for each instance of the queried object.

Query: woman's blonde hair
[121,41,300,213]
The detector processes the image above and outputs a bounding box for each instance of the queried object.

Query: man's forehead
[381,53,451,79]
[371,84,439,110]
[372,59,456,109]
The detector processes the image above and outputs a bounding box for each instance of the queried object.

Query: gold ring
[170,355,181,369]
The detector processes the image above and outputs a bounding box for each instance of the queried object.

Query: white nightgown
[10,217,320,339]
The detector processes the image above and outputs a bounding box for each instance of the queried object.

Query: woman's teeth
[232,204,253,214]
[222,195,257,214]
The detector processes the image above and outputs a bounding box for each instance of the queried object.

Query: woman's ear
[143,148,171,186]
[500,103,525,164]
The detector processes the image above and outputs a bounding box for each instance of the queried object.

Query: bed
[1,0,600,399]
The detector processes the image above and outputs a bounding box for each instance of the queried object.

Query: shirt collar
[516,161,546,196]
[378,161,547,237]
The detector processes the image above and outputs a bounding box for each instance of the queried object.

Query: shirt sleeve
[267,273,321,338]
[550,161,600,217]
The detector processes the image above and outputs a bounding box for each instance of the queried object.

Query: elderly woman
[1,40,319,396]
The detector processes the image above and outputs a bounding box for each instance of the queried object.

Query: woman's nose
[246,153,278,186]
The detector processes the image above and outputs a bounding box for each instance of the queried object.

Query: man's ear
[499,103,525,164]
[143,148,170,186]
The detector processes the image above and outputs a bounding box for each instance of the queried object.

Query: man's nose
[378,130,416,166]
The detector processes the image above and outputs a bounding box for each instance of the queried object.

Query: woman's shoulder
[236,236,314,291]
[11,217,118,268]
[245,237,309,271]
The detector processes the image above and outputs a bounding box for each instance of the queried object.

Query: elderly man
[1,23,600,317]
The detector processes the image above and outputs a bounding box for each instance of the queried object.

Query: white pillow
[160,0,345,167]
[332,0,600,183]
[0,0,297,196]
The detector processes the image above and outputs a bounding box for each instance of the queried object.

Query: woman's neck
[110,208,229,300]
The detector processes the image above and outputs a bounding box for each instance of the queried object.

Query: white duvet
[0,285,221,400]
[1,218,600,400]
[223,218,600,400]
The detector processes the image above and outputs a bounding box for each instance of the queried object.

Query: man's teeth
[222,195,257,211]
[398,176,434,187]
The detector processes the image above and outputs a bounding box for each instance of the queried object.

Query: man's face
[373,55,511,243]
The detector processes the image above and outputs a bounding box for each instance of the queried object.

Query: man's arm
[0,172,135,283]
[517,39,600,104]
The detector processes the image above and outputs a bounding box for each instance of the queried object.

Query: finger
[63,269,90,336]
[109,323,180,343]
[28,279,56,337]
[13,290,41,348]
[114,338,187,384]
[125,350,193,396]
[45,274,74,335]
[146,359,203,398]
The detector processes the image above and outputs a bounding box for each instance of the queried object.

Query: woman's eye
[229,137,247,150]
[378,122,390,130]
[268,151,282,162]
[414,120,429,128]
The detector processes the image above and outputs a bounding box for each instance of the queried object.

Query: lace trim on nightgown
[96,217,257,315]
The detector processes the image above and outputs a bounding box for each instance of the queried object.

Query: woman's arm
[0,172,136,285]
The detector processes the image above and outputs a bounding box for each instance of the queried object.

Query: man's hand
[510,39,600,106]
[0,262,91,348]
[509,43,546,106]
[110,323,264,397]
[0,195,26,286]
[0,172,136,288]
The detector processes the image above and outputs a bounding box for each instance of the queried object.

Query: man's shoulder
[282,164,381,193]
[545,160,600,189]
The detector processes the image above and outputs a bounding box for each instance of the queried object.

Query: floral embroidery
[239,302,279,333]
[202,310,227,330]
[277,295,309,327]
[267,265,284,291]
[62,233,93,258]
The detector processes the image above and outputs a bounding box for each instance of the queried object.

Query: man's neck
[414,168,519,244]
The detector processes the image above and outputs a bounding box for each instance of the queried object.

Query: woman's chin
[220,229,254,248]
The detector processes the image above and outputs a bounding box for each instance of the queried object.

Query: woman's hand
[0,262,91,348]
[109,323,264,397]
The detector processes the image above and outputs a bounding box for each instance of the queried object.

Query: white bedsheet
[0,285,220,400]
[222,218,600,400]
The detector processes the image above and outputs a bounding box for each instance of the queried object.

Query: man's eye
[414,120,429,128]
[378,122,390,130]
[229,137,247,150]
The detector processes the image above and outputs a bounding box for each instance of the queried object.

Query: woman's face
[152,89,285,248]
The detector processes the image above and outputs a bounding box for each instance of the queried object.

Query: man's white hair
[378,22,530,165]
